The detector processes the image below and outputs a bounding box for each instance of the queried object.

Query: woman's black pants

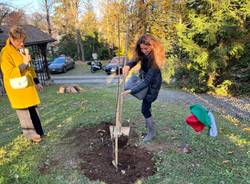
[141,99,152,119]
[28,106,44,136]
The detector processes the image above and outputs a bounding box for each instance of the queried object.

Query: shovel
[109,126,130,140]
[109,58,130,168]
[109,74,130,140]
[109,80,130,168]
[109,42,131,137]
[109,88,130,169]
[110,15,131,168]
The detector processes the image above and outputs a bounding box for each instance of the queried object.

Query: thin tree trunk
[70,0,84,62]
[137,0,148,33]
[76,31,81,60]
[44,0,54,56]
[78,29,85,61]
[76,29,84,61]
[0,11,9,26]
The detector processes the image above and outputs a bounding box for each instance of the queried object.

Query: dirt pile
[39,122,155,184]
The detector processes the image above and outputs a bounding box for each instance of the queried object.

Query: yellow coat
[0,39,40,109]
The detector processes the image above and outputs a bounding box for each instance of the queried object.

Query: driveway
[51,74,120,84]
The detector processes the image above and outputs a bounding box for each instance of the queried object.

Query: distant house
[0,25,56,86]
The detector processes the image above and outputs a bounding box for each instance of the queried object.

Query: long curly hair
[133,34,165,69]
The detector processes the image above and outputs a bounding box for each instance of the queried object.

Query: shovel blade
[109,126,130,139]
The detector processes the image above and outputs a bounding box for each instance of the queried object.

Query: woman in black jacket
[121,34,165,142]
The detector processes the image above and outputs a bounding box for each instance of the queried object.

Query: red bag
[186,114,205,132]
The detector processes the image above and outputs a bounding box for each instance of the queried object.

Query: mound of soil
[40,122,155,184]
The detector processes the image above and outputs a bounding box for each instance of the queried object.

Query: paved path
[51,75,120,84]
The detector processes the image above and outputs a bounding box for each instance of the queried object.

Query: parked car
[32,59,46,73]
[103,56,127,75]
[47,60,53,66]
[49,56,75,73]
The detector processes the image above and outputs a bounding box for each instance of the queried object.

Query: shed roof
[0,25,56,47]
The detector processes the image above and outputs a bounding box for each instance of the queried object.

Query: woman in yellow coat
[0,26,44,143]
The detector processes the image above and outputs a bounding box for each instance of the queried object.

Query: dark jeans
[124,75,148,100]
[141,99,152,118]
[28,106,44,136]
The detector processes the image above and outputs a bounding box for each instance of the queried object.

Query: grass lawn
[0,85,249,184]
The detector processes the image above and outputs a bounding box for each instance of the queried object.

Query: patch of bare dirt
[39,122,155,184]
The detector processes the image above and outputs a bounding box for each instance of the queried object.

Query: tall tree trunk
[76,28,84,61]
[44,0,54,56]
[79,35,84,61]
[69,0,84,61]
[76,31,81,60]
[137,0,148,34]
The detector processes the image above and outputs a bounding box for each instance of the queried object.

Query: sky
[1,0,41,14]
[1,0,101,17]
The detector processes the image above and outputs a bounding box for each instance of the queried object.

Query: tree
[42,0,53,37]
[53,0,85,61]
[3,10,27,26]
[80,2,98,37]
[0,3,27,26]
[174,0,250,95]
[99,1,128,56]
[0,3,10,26]
[79,2,100,59]
[57,33,78,59]
[29,13,46,30]
[41,0,55,56]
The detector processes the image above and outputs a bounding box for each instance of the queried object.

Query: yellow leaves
[229,43,244,59]
[243,127,250,133]
[0,136,31,166]
[175,23,186,38]
[99,1,127,53]
[195,51,208,67]
[52,0,82,33]
[189,13,209,33]
[187,63,192,70]
[207,73,216,87]
[80,11,98,36]
[0,148,7,165]
[228,134,250,147]
[214,80,232,96]
[222,114,240,126]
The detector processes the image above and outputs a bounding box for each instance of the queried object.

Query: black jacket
[127,56,162,102]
